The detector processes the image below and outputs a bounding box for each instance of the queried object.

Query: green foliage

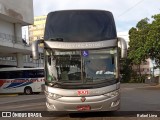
[129,14,160,66]
[126,14,160,82]
[128,18,149,65]
[129,74,147,83]
[120,57,147,83]
[120,58,132,83]
[146,14,160,65]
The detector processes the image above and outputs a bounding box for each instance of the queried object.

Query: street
[0,83,160,120]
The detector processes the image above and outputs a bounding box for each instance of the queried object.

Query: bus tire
[24,87,32,95]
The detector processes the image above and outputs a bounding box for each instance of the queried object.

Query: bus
[0,67,44,95]
[32,10,127,111]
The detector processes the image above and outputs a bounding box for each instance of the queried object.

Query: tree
[145,14,160,66]
[120,58,132,83]
[128,14,160,82]
[128,18,150,77]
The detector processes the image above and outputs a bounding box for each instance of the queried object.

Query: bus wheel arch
[24,86,32,95]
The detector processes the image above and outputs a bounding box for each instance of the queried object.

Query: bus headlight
[45,91,62,100]
[104,90,119,98]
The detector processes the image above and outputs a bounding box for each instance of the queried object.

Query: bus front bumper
[45,93,120,111]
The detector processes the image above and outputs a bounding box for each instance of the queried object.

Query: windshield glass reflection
[45,49,116,84]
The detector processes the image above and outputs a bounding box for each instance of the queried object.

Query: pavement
[0,94,18,97]
[0,94,45,104]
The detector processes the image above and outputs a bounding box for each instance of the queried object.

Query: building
[0,0,43,68]
[28,15,47,45]
[150,59,160,76]
[132,59,150,75]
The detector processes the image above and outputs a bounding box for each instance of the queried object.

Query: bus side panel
[0,79,34,94]
[0,79,21,93]
[32,78,45,93]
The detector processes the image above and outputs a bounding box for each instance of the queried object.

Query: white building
[150,59,160,76]
[0,0,43,68]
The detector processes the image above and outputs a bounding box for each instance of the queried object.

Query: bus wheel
[24,87,32,95]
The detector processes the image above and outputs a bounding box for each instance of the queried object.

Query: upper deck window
[44,10,117,42]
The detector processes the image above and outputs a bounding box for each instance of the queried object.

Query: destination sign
[44,39,117,49]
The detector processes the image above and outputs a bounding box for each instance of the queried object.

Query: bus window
[0,71,9,79]
[36,70,44,77]
[23,71,30,78]
[9,71,23,79]
[28,70,36,78]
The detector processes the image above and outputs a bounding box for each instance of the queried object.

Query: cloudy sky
[22,0,159,41]
[33,0,160,35]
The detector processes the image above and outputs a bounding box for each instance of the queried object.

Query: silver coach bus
[32,10,127,111]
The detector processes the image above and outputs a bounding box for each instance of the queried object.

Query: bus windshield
[45,48,117,86]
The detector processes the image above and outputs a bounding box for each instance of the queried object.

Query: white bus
[0,67,44,95]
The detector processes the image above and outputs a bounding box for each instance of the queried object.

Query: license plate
[77,105,91,111]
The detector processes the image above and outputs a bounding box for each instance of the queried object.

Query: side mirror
[118,37,127,58]
[32,39,44,60]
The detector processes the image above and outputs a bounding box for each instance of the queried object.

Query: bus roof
[0,67,44,72]
[44,10,117,42]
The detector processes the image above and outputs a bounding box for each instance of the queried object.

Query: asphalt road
[0,83,160,120]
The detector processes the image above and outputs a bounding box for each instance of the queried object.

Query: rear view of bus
[32,10,127,111]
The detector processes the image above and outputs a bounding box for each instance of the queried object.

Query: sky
[23,0,160,41]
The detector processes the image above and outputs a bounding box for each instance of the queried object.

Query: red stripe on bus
[0,80,5,87]
[0,78,45,84]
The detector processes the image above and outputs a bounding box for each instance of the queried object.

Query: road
[0,83,160,120]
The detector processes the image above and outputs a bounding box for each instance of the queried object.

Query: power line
[118,0,144,18]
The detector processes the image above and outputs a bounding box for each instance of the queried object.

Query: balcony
[0,32,43,67]
[0,56,43,68]
[0,32,32,56]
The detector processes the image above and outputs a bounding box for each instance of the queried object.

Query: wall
[0,19,14,35]
[0,0,33,25]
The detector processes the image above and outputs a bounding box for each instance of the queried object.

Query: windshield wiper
[48,81,61,87]
[50,38,64,41]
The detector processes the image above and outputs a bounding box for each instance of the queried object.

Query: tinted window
[36,70,44,77]
[0,72,9,79]
[0,69,44,79]
[9,71,23,78]
[44,10,117,42]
